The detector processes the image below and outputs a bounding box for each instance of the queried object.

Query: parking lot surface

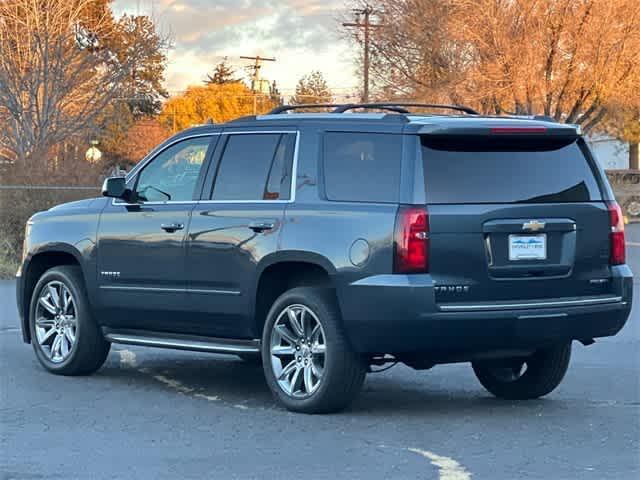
[1,225,639,480]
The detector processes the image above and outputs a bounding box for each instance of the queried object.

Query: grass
[0,232,19,279]
[0,255,18,280]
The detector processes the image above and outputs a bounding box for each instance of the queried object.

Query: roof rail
[268,104,349,114]
[532,115,557,123]
[333,103,479,115]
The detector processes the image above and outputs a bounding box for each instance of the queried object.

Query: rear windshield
[421,136,602,204]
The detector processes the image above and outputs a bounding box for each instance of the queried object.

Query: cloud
[112,0,358,94]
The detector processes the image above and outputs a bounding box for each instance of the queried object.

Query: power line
[239,55,276,93]
[342,5,383,103]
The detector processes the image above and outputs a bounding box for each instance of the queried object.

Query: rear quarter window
[421,136,603,204]
[323,132,402,203]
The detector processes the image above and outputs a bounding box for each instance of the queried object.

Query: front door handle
[161,223,184,233]
[248,221,275,233]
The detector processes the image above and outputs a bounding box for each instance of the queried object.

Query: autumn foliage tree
[0,0,168,174]
[161,82,275,131]
[351,0,640,134]
[107,117,170,171]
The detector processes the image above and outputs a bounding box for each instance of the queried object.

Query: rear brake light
[490,127,547,134]
[394,206,429,273]
[607,201,625,265]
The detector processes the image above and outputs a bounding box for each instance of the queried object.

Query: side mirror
[101,176,130,199]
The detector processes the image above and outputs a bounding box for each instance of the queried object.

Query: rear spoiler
[408,123,581,138]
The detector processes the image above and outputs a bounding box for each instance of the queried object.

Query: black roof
[177,102,580,136]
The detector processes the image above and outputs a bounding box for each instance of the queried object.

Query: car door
[96,133,217,332]
[185,129,297,338]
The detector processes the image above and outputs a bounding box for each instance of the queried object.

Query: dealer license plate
[508,234,546,261]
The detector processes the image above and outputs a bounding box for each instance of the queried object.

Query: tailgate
[420,133,613,304]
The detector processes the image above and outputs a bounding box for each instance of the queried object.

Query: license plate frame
[508,234,547,261]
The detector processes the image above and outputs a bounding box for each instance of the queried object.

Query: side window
[211,133,295,201]
[323,132,402,203]
[265,134,296,200]
[135,136,211,202]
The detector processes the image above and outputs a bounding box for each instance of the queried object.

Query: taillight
[394,206,429,273]
[607,201,625,265]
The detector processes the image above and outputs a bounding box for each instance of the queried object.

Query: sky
[112,0,361,100]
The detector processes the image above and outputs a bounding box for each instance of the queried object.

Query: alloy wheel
[34,281,78,363]
[269,304,326,398]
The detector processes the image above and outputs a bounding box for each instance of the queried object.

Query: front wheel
[261,287,366,414]
[472,342,571,400]
[29,265,110,375]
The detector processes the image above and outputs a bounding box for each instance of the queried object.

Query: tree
[0,0,168,171]
[269,80,284,107]
[601,106,640,169]
[347,0,640,132]
[113,14,169,117]
[205,59,240,85]
[290,71,332,105]
[103,117,170,171]
[161,82,276,131]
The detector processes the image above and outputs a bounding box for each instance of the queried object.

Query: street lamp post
[85,139,102,163]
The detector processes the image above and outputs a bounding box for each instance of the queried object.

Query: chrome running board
[102,328,260,354]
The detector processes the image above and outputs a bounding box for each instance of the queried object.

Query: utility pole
[343,5,381,103]
[240,55,276,114]
[240,55,276,93]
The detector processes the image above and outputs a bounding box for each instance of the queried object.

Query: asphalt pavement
[1,226,639,480]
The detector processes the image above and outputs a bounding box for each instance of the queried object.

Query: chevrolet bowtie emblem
[522,220,545,232]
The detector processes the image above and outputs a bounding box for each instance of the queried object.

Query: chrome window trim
[112,130,300,206]
[438,295,623,312]
[124,133,217,182]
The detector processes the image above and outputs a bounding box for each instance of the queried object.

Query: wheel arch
[20,245,85,343]
[251,251,338,338]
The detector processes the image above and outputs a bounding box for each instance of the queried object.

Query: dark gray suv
[16,103,633,413]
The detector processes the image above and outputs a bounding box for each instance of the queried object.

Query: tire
[29,265,110,375]
[261,287,366,414]
[237,353,263,365]
[472,342,571,400]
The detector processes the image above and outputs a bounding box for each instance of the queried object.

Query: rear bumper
[338,265,633,356]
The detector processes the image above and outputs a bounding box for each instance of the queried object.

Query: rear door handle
[161,223,184,233]
[248,221,275,233]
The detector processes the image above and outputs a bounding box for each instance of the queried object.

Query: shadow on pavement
[91,353,569,417]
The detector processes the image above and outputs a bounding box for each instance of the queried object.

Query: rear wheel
[29,265,110,375]
[262,287,366,414]
[472,342,571,400]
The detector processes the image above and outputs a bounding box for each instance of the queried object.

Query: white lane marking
[117,349,138,368]
[151,374,222,403]
[626,241,640,247]
[408,448,472,480]
[152,374,194,394]
[194,393,220,402]
[115,352,241,407]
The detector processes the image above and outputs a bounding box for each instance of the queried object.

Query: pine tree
[270,80,283,106]
[205,59,240,85]
[290,71,332,105]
